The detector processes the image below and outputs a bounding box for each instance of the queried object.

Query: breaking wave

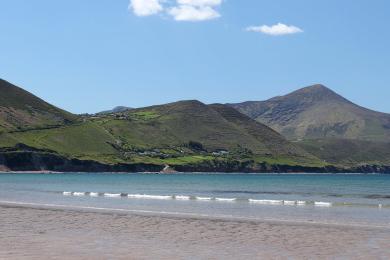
[215,190,390,200]
[61,191,387,209]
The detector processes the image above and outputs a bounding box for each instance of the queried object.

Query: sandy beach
[1,203,389,259]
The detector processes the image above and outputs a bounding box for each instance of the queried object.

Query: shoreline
[1,201,389,259]
[1,200,389,230]
[1,151,390,174]
[0,170,388,175]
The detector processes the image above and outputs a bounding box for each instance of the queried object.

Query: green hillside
[82,100,321,166]
[297,139,390,167]
[0,81,326,171]
[3,79,388,172]
[209,104,315,158]
[107,100,287,154]
[0,79,77,132]
[1,122,118,163]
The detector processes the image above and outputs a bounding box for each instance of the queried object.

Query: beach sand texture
[0,205,389,259]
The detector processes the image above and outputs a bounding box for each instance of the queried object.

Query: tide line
[1,200,389,230]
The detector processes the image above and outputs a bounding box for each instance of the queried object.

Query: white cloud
[129,0,164,16]
[168,5,220,21]
[129,0,223,22]
[177,0,222,7]
[246,23,303,36]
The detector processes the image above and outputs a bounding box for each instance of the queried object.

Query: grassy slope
[209,104,323,166]
[0,80,326,169]
[94,101,324,167]
[297,139,390,167]
[2,122,119,163]
[100,100,270,152]
[1,100,324,168]
[0,79,76,132]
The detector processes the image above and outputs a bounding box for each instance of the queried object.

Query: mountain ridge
[0,79,389,172]
[230,84,390,142]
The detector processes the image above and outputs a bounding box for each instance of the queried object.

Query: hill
[0,80,325,172]
[118,101,314,156]
[230,84,390,142]
[0,79,76,132]
[208,104,313,157]
[97,106,133,115]
[85,100,320,165]
[1,79,388,172]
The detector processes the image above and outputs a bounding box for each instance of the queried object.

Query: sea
[0,173,389,227]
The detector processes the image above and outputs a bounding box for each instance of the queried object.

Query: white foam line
[248,199,264,204]
[73,192,86,197]
[128,194,172,200]
[62,192,334,209]
[104,193,122,198]
[175,196,191,200]
[196,197,212,201]
[315,202,332,207]
[249,199,283,205]
[215,198,236,202]
[1,200,389,230]
[127,194,147,199]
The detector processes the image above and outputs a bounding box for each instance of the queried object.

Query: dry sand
[0,204,389,259]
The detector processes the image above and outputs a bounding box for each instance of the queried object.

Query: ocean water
[0,173,389,227]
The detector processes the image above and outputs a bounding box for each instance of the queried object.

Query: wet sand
[0,204,389,259]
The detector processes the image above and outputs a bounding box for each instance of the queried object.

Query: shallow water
[0,173,389,227]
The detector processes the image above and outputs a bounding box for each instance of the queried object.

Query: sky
[1,0,390,114]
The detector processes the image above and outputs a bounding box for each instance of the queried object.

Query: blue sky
[1,0,389,114]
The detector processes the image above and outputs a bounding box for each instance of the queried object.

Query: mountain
[97,106,132,115]
[1,79,388,172]
[0,79,76,132]
[0,81,325,172]
[230,84,390,142]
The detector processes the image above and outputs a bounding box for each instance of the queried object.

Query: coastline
[1,202,389,259]
[1,151,390,174]
[0,170,388,175]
